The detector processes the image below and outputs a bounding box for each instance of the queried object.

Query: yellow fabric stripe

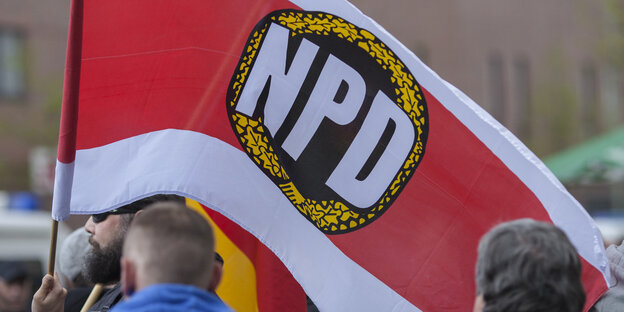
[187,199,259,312]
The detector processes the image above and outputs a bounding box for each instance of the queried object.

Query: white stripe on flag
[52,160,74,221]
[67,128,422,312]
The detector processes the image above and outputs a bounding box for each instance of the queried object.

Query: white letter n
[235,23,319,136]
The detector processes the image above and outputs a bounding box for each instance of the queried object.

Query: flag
[188,199,307,311]
[53,0,611,311]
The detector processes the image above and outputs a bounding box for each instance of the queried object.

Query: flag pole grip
[48,219,59,275]
[80,284,104,312]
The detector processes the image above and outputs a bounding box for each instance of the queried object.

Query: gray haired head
[59,226,91,288]
[475,219,585,312]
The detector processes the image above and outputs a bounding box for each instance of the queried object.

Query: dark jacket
[88,283,123,312]
[64,287,92,312]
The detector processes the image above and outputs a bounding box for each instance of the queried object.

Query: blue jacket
[110,284,231,312]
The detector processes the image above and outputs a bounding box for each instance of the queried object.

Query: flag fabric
[52,0,611,311]
[187,199,307,311]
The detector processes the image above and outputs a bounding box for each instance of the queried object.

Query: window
[513,56,531,138]
[579,61,600,137]
[600,67,623,128]
[0,28,26,99]
[487,52,506,122]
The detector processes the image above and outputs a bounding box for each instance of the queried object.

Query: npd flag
[227,10,427,234]
[53,0,611,311]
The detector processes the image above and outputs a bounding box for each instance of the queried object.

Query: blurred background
[0,0,622,309]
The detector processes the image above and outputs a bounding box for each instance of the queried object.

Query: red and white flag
[188,200,307,312]
[53,0,611,311]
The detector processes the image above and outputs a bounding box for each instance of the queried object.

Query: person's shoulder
[196,288,232,312]
[207,296,232,312]
[111,284,232,312]
[88,283,123,312]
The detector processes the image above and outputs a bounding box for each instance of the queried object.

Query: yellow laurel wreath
[228,11,427,234]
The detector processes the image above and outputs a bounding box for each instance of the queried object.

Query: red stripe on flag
[76,0,298,150]
[581,257,609,311]
[202,205,307,312]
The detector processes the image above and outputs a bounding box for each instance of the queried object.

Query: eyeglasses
[215,252,224,265]
[91,207,139,223]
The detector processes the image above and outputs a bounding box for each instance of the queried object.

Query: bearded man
[32,194,185,312]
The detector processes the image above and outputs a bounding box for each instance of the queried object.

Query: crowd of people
[28,194,230,312]
[0,261,32,312]
[1,194,624,311]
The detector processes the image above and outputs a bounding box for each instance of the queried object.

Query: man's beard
[84,233,124,284]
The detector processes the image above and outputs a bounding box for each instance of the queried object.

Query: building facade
[351,0,623,156]
[0,0,69,191]
[0,0,622,204]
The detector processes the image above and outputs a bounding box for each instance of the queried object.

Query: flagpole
[48,0,84,275]
[80,284,103,312]
[47,220,59,275]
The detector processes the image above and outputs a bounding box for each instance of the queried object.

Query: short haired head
[121,201,215,293]
[475,219,585,312]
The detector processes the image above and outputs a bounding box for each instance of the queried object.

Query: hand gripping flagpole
[48,0,83,275]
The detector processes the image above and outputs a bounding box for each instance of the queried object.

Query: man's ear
[473,294,485,312]
[207,262,223,293]
[128,210,144,226]
[120,257,137,297]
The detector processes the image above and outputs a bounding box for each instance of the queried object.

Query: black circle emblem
[226,10,428,234]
